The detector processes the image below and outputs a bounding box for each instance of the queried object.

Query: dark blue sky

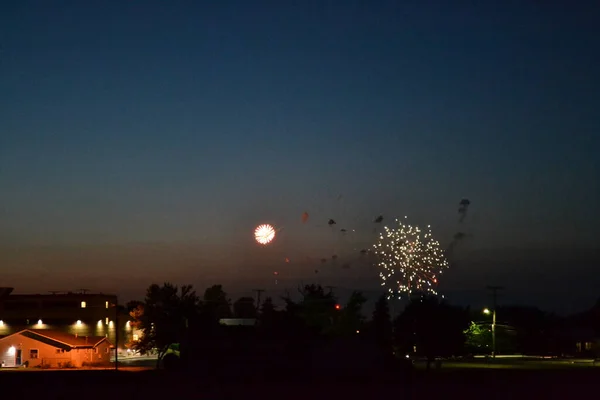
[1,1,598,313]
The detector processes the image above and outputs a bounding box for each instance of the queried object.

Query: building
[0,287,136,354]
[568,327,599,357]
[219,318,257,326]
[0,329,112,368]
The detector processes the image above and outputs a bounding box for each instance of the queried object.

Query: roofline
[0,329,108,348]
[21,329,78,348]
[0,328,29,342]
[92,337,109,348]
[4,293,117,298]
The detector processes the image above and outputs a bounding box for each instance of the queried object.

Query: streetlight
[483,308,496,359]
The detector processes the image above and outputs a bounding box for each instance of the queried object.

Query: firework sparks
[373,216,449,299]
[254,224,276,245]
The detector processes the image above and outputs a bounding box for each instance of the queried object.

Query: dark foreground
[0,367,598,399]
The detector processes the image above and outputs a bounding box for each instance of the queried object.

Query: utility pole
[253,289,265,310]
[487,286,504,359]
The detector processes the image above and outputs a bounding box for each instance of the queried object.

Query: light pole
[483,308,496,359]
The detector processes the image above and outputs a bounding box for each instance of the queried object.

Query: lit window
[586,342,593,351]
[29,349,39,359]
[105,347,109,354]
[81,301,86,308]
[105,317,109,325]
[97,320,103,327]
[133,334,139,341]
[105,301,109,309]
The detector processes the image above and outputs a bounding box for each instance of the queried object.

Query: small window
[81,301,87,308]
[56,349,61,354]
[585,342,593,351]
[105,347,109,354]
[133,334,139,341]
[105,317,109,325]
[95,347,99,354]
[105,301,109,308]
[30,349,39,359]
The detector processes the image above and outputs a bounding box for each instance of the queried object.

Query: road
[414,357,599,370]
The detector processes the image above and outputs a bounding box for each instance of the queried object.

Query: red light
[335,304,341,310]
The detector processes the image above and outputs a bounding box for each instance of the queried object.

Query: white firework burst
[373,216,449,299]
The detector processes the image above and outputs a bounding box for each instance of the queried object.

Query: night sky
[1,1,599,314]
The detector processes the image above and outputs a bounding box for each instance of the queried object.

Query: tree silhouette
[129,283,200,368]
[394,294,468,367]
[202,284,232,320]
[233,297,257,319]
[258,297,277,332]
[260,297,276,316]
[297,284,338,334]
[372,294,393,354]
[333,291,367,336]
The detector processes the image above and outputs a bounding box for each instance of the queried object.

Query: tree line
[125,283,600,371]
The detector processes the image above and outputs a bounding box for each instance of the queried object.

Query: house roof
[0,329,110,351]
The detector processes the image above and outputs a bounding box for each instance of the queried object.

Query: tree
[129,283,200,368]
[464,321,492,353]
[297,284,338,333]
[233,297,257,319]
[372,294,393,354]
[126,300,144,313]
[333,291,367,336]
[394,295,469,366]
[260,297,276,316]
[259,297,276,324]
[202,284,232,320]
[127,302,145,350]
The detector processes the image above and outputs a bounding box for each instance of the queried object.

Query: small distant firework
[373,216,449,299]
[254,224,276,245]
